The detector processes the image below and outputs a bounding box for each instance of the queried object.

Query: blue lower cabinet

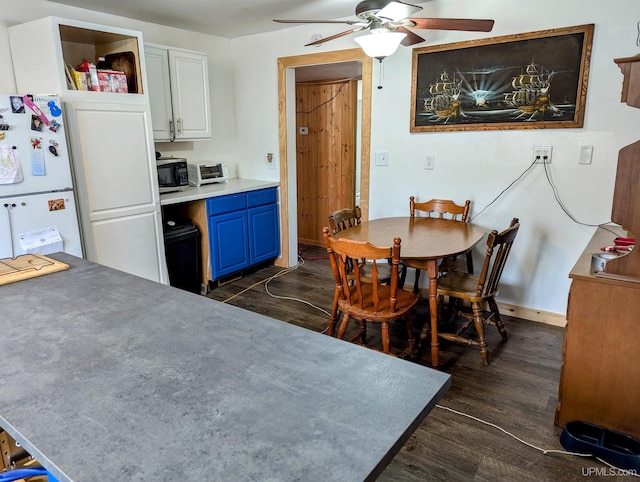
[248,203,280,265]
[207,187,279,283]
[209,209,249,279]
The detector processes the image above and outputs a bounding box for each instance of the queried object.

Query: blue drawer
[207,193,247,216]
[247,187,277,208]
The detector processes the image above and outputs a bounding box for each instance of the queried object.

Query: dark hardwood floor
[206,246,632,481]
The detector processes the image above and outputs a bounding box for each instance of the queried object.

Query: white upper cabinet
[8,16,147,101]
[145,44,211,141]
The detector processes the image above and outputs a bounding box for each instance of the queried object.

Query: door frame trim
[277,49,372,267]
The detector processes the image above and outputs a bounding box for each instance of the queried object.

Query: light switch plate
[579,145,593,164]
[375,151,389,166]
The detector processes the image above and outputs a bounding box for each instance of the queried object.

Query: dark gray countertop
[0,253,450,481]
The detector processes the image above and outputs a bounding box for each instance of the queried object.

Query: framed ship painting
[410,24,594,132]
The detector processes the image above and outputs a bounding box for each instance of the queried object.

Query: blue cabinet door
[209,209,249,279]
[247,202,280,265]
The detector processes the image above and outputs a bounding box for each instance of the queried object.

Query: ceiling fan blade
[394,26,426,46]
[377,1,423,22]
[304,27,367,47]
[408,18,495,32]
[274,19,362,25]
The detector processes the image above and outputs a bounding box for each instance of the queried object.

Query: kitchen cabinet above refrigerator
[145,44,211,142]
[8,16,146,100]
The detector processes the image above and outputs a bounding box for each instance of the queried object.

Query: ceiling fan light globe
[354,31,406,58]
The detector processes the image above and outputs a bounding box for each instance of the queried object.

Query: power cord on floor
[436,404,640,476]
[218,252,638,475]
[220,261,301,304]
[220,256,332,333]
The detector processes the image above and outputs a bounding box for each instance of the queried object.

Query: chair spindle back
[476,218,520,298]
[323,227,401,314]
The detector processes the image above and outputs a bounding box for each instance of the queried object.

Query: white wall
[0,0,238,174]
[231,0,640,316]
[2,0,639,316]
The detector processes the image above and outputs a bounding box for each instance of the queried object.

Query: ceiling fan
[274,0,495,51]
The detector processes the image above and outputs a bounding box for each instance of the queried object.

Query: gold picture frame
[410,24,594,132]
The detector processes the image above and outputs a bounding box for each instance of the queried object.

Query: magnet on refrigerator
[0,94,82,259]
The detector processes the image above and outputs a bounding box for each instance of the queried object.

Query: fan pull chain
[377,58,384,89]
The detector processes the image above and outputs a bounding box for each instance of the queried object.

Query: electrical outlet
[266,153,276,169]
[532,146,552,164]
[424,154,435,170]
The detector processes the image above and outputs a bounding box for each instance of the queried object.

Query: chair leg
[328,288,340,336]
[466,251,474,274]
[471,301,489,366]
[337,312,351,340]
[405,314,416,359]
[380,321,390,354]
[413,268,421,294]
[399,263,408,289]
[488,298,508,341]
[398,263,407,288]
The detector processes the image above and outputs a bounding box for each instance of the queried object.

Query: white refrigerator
[0,94,83,259]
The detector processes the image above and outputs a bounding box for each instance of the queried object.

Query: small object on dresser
[591,252,620,272]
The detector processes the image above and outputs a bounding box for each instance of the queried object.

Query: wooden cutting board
[0,254,69,286]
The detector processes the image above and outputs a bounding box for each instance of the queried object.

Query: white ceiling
[46,0,360,39]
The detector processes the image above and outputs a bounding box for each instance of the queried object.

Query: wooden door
[296,79,357,247]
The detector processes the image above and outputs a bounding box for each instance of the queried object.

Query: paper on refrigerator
[0,144,24,184]
[18,226,63,255]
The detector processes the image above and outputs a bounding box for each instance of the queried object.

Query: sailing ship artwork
[411,25,594,132]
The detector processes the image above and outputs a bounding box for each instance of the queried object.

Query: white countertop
[159,178,279,206]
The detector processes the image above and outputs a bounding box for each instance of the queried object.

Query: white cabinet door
[64,101,168,283]
[168,49,211,140]
[145,46,174,141]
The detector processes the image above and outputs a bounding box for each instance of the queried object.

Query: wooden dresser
[554,227,640,439]
[555,55,640,439]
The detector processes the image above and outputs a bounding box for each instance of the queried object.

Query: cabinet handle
[169,119,175,142]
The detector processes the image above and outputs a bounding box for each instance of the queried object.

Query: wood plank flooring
[206,246,633,481]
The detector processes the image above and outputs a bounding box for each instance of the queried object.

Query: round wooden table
[336,216,486,367]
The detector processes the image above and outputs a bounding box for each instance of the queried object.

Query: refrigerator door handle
[2,203,16,258]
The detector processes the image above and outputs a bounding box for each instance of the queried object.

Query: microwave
[156,158,189,193]
[188,162,228,186]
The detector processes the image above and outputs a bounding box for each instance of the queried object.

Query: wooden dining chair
[403,196,473,293]
[436,218,520,365]
[327,207,395,336]
[328,206,363,234]
[322,227,418,357]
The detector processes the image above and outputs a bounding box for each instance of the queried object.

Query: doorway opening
[277,49,373,267]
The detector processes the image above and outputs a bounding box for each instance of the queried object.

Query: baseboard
[496,302,567,327]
